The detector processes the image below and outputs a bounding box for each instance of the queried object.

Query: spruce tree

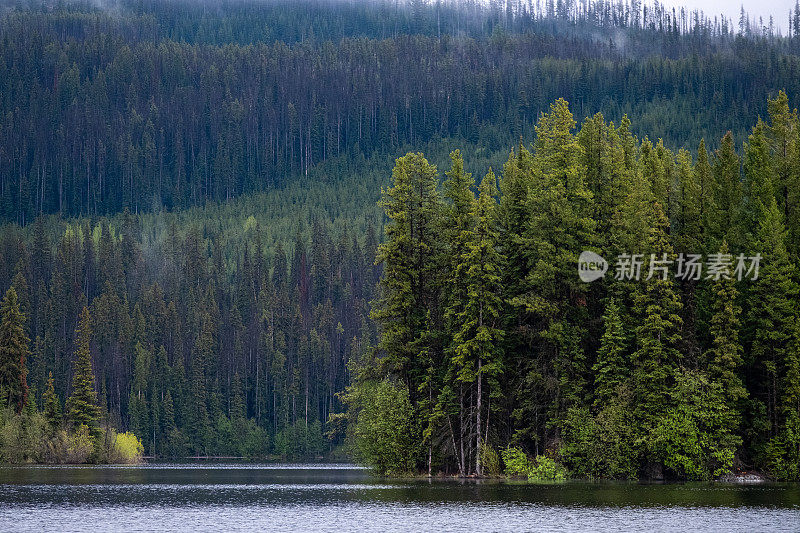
[742,120,774,246]
[749,199,799,449]
[43,371,62,429]
[703,241,747,436]
[67,306,101,432]
[712,132,742,247]
[437,149,476,473]
[129,342,151,440]
[592,299,627,409]
[631,202,683,456]
[522,98,595,419]
[766,90,800,254]
[0,287,30,413]
[695,139,717,247]
[371,152,444,401]
[451,170,505,476]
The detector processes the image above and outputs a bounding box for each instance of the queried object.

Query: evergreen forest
[1,0,800,480]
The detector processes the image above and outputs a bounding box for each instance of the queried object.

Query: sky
[656,0,796,33]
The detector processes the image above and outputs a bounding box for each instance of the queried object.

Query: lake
[0,463,798,532]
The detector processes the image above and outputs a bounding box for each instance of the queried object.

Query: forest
[3,0,800,224]
[0,0,798,480]
[348,94,800,481]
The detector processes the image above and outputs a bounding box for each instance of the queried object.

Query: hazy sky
[656,0,796,32]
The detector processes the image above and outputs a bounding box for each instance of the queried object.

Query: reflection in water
[0,464,798,532]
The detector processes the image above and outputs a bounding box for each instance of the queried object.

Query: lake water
[0,463,798,532]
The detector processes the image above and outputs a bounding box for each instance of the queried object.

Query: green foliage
[528,455,568,482]
[42,372,62,430]
[560,401,637,480]
[0,287,30,413]
[2,0,797,223]
[649,370,740,480]
[110,432,145,464]
[479,445,502,477]
[0,409,47,463]
[274,420,324,460]
[2,84,800,483]
[593,299,627,408]
[346,380,416,476]
[66,308,101,433]
[65,425,95,464]
[501,446,532,478]
[500,446,567,481]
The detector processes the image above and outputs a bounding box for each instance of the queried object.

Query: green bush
[480,444,502,477]
[501,446,532,477]
[501,446,568,481]
[110,432,144,464]
[350,380,416,476]
[528,455,568,481]
[0,411,48,463]
[240,420,270,459]
[560,400,638,480]
[274,419,325,460]
[65,424,94,464]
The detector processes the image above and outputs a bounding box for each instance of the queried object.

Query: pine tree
[749,199,799,446]
[128,342,151,440]
[0,287,30,413]
[703,241,747,435]
[592,299,627,408]
[695,139,717,247]
[437,149,477,473]
[451,170,505,476]
[742,120,774,246]
[67,307,101,432]
[712,132,742,247]
[766,90,800,253]
[521,98,595,419]
[371,152,444,399]
[231,372,245,422]
[188,312,214,454]
[43,371,62,429]
[631,203,683,452]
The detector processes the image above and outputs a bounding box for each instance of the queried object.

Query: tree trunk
[476,357,482,477]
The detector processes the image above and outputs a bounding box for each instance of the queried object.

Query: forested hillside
[3,0,800,223]
[0,0,799,478]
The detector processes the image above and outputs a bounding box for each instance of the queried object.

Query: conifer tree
[742,120,774,245]
[766,90,800,253]
[749,199,799,445]
[703,241,747,436]
[0,287,30,413]
[128,342,151,439]
[695,139,717,246]
[592,299,627,409]
[436,149,476,474]
[188,313,214,454]
[67,306,101,432]
[451,170,505,476]
[371,152,444,400]
[631,203,683,450]
[43,371,62,429]
[521,98,595,419]
[712,132,742,247]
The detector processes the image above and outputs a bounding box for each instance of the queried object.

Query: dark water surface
[0,463,798,531]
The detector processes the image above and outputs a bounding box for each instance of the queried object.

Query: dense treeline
[346,92,800,481]
[3,0,800,223]
[0,170,383,459]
